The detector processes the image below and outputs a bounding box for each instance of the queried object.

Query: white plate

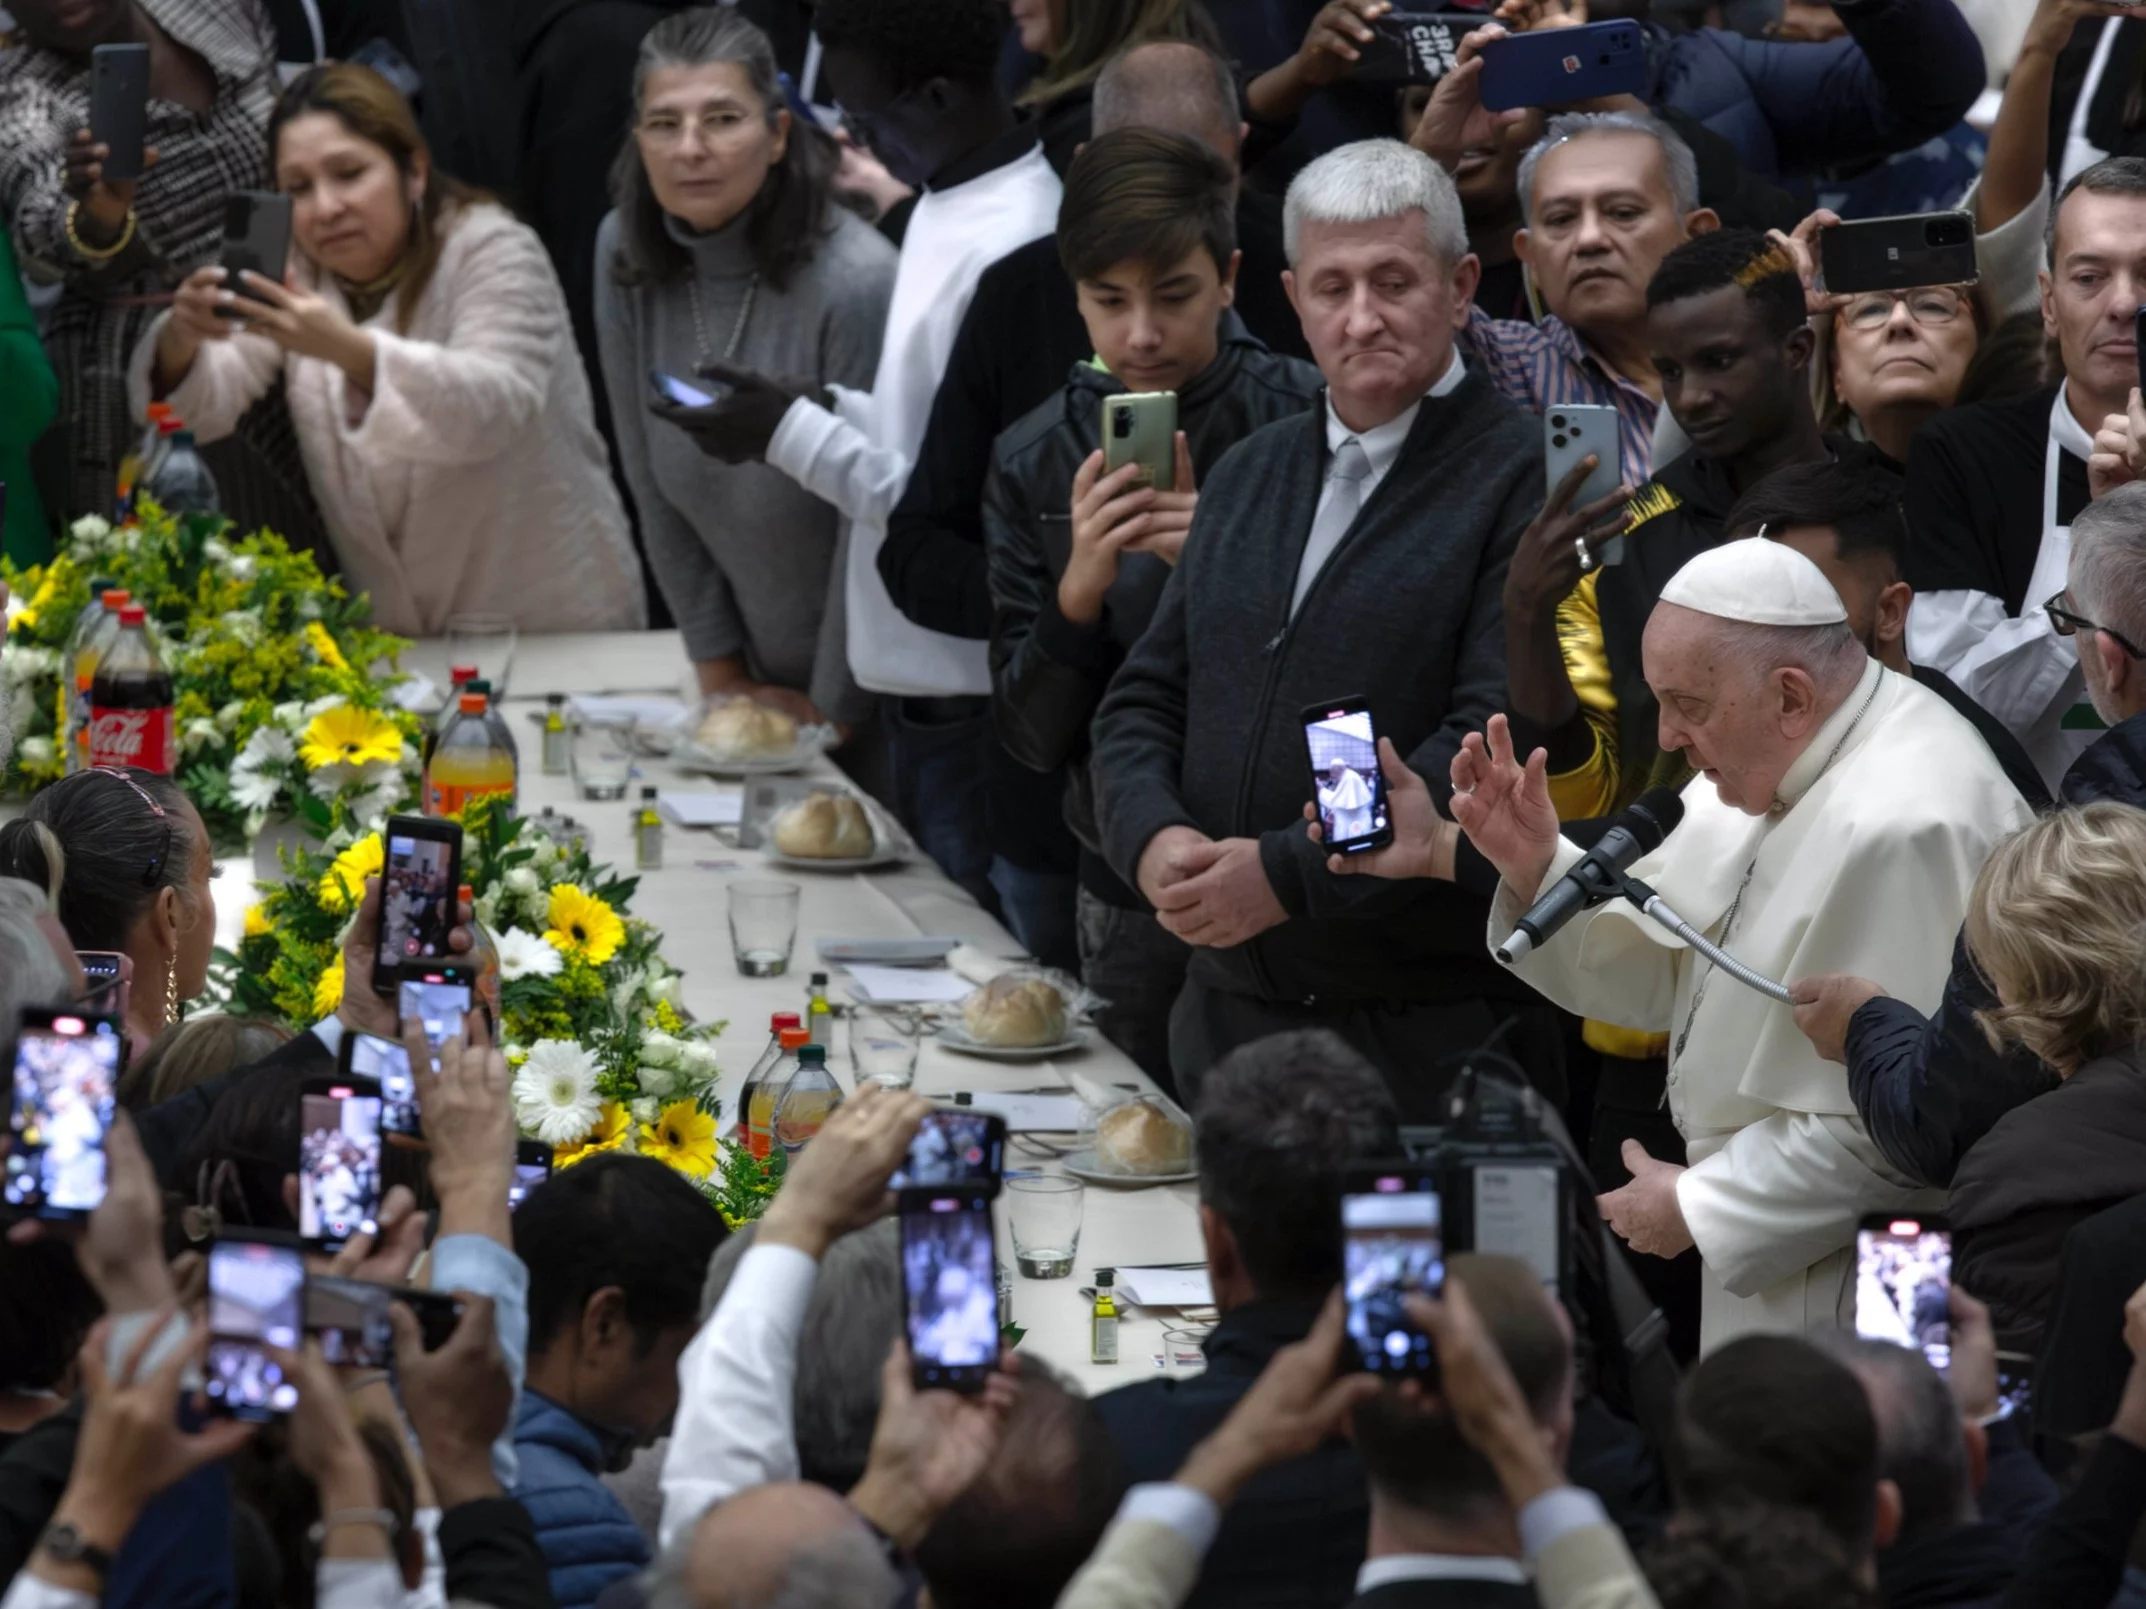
[935,1024,1090,1061]
[762,843,911,873]
[1061,1146,1197,1187]
[674,740,826,777]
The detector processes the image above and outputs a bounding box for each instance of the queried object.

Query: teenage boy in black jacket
[984,128,1320,1083]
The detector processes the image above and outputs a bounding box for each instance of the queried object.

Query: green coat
[0,229,58,566]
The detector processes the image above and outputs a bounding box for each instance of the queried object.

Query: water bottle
[142,428,220,516]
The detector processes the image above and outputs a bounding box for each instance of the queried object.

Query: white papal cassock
[1491,657,2036,1350]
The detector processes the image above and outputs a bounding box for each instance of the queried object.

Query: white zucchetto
[1658,536,1849,627]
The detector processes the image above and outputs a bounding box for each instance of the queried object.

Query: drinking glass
[851,1005,919,1089]
[569,719,635,800]
[446,613,518,701]
[729,880,800,977]
[1006,1175,1083,1279]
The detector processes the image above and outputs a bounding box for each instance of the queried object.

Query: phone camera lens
[1112,411,1133,438]
[1551,433,1567,448]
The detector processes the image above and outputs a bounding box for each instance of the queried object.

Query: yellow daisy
[555,1101,631,1170]
[299,705,402,770]
[312,955,346,1016]
[243,903,272,938]
[317,832,383,913]
[544,884,624,965]
[303,620,350,673]
[639,1100,719,1178]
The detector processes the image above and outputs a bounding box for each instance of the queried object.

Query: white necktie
[1292,437,1372,616]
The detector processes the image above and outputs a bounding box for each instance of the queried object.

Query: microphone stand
[1614,874,1794,1005]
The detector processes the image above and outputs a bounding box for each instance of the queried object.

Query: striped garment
[1459,305,1661,493]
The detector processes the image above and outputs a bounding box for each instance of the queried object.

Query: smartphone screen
[5,1011,121,1219]
[890,1112,1006,1193]
[344,1032,420,1140]
[508,1140,553,1211]
[306,1275,464,1368]
[902,1195,1001,1391]
[1343,1171,1445,1374]
[651,370,723,408]
[205,1239,304,1420]
[375,820,459,986]
[74,952,127,1018]
[1304,701,1393,856]
[298,1081,383,1251]
[1855,1215,1951,1373]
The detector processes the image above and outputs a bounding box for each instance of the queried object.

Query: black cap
[547,692,563,706]
[641,785,657,800]
[1096,1268,1115,1285]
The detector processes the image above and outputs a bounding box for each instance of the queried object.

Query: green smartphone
[1102,392,1178,492]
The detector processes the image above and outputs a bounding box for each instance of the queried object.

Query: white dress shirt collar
[1356,1553,1531,1590]
[1322,348,1466,483]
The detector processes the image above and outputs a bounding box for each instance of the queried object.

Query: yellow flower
[312,956,346,1016]
[243,903,272,938]
[14,569,59,631]
[639,1100,718,1178]
[303,621,350,673]
[555,1101,631,1170]
[544,885,624,965]
[317,832,383,913]
[299,704,402,770]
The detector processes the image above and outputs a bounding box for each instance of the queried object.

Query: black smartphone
[306,1275,465,1367]
[1356,11,1478,82]
[2135,307,2146,400]
[890,1111,1007,1194]
[1477,19,1646,112]
[372,816,462,995]
[342,1030,421,1141]
[1303,698,1394,856]
[73,951,128,1019]
[1818,212,1978,297]
[508,1139,553,1212]
[5,1009,122,1220]
[89,42,151,183]
[297,1074,383,1253]
[650,369,732,409]
[1342,1166,1445,1375]
[218,191,293,315]
[1855,1212,1952,1374]
[901,1194,1001,1393]
[204,1235,304,1421]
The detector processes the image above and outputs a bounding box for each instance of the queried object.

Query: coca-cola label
[88,706,175,774]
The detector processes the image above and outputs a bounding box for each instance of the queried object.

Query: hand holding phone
[1342,1168,1446,1375]
[1303,699,1395,856]
[205,1236,305,1420]
[219,191,294,318]
[1477,20,1646,112]
[297,1076,384,1252]
[6,1010,122,1219]
[89,43,152,183]
[890,1111,1006,1194]
[902,1194,1002,1392]
[650,369,727,409]
[1817,211,1978,297]
[372,817,463,995]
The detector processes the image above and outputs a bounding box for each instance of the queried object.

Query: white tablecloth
[218,630,1204,1394]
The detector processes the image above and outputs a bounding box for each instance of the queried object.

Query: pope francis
[1453,539,2035,1349]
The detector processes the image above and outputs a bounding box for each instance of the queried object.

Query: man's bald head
[1092,40,1242,166]
[674,1483,895,1609]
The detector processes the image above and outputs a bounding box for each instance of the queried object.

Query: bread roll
[1095,1098,1192,1176]
[772,792,875,859]
[696,699,799,759]
[960,975,1068,1047]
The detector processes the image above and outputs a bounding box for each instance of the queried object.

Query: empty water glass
[1006,1175,1083,1279]
[729,880,799,977]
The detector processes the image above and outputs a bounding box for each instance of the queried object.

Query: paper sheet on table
[659,791,744,827]
[1116,1267,1214,1308]
[571,695,689,728]
[844,964,976,1004]
[963,1092,1088,1131]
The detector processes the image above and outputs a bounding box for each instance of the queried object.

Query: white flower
[629,1097,660,1125]
[239,725,297,767]
[637,1062,680,1099]
[231,769,283,813]
[503,866,540,899]
[16,736,53,770]
[201,536,232,566]
[639,1029,685,1070]
[217,700,246,731]
[181,718,224,754]
[216,610,263,646]
[512,1040,604,1146]
[679,1039,721,1079]
[473,893,501,929]
[495,926,563,982]
[229,555,257,582]
[70,514,113,544]
[1,644,58,684]
[307,761,357,801]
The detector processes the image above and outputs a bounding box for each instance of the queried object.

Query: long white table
[222,630,1205,1394]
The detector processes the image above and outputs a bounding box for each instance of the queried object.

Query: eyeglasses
[86,765,173,888]
[634,108,769,149]
[1840,289,1969,331]
[2045,590,2146,659]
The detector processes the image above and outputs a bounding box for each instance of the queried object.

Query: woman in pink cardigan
[131,63,645,637]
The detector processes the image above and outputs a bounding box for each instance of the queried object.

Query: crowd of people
[19,0,2146,1604]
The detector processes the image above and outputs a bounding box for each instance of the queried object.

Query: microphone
[1494,788,1684,964]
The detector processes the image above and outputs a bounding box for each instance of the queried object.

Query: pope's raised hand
[1450,714,1559,897]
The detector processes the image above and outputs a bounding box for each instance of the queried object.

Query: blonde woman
[1949,802,2146,1353]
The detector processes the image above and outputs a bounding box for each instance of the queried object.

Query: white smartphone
[1545,405,1625,565]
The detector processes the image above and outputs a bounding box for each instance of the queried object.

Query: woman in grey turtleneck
[596,8,895,725]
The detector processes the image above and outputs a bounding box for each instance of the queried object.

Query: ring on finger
[1574,536,1595,575]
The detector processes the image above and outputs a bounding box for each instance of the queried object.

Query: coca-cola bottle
[87,606,176,775]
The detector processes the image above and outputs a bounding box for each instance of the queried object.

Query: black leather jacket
[982,320,1320,896]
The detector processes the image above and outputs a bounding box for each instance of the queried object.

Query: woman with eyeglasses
[1817,286,1990,468]
[0,766,214,1056]
[597,9,896,727]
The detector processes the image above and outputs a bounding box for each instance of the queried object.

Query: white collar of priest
[1770,656,1887,816]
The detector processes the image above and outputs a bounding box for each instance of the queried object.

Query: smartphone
[1302,697,1394,856]
[297,1075,383,1253]
[1102,391,1178,492]
[90,43,151,183]
[204,1236,304,1421]
[1477,20,1646,113]
[889,1111,1007,1194]
[342,1030,421,1140]
[1854,1212,1952,1375]
[371,816,462,995]
[901,1194,1002,1393]
[2135,307,2146,400]
[4,1009,121,1220]
[1818,211,1978,297]
[73,951,129,1019]
[1342,1167,1445,1375]
[1356,12,1478,82]
[398,969,473,1051]
[306,1275,465,1368]
[1545,405,1624,545]
[218,191,293,314]
[650,369,731,409]
[508,1140,553,1212]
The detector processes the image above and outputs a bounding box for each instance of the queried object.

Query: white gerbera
[231,768,283,811]
[239,724,297,767]
[495,926,563,982]
[512,1039,604,1146]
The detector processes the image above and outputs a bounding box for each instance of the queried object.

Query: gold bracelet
[65,200,135,262]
